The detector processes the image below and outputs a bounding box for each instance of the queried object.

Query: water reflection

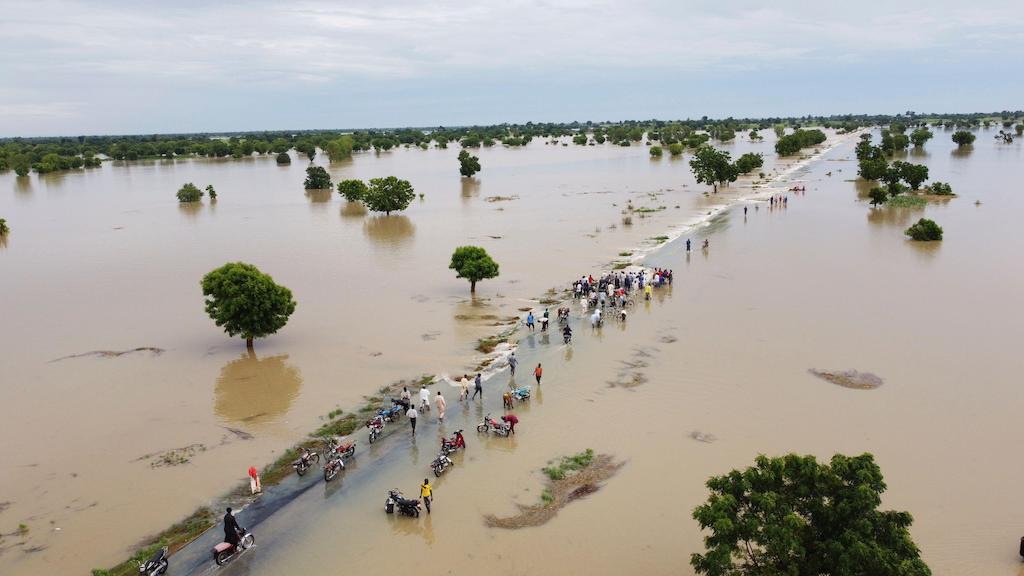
[907,239,941,262]
[14,176,32,199]
[363,215,415,248]
[340,201,367,219]
[178,202,202,218]
[305,189,332,203]
[951,147,973,159]
[866,206,922,228]
[214,351,303,426]
[461,178,480,201]
[387,512,435,544]
[909,148,929,159]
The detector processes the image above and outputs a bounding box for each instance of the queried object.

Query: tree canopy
[337,179,368,202]
[649,145,663,157]
[205,185,217,200]
[275,152,291,165]
[449,245,499,293]
[201,262,297,349]
[774,129,827,156]
[892,161,929,190]
[0,218,8,236]
[689,145,738,192]
[364,176,415,215]
[906,218,943,241]
[325,135,354,162]
[692,453,931,576]
[303,166,332,190]
[734,152,763,174]
[952,131,976,147]
[458,149,481,177]
[910,128,933,147]
[176,183,203,203]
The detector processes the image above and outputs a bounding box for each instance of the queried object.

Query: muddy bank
[809,369,884,390]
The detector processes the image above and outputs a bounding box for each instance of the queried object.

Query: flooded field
[2,127,1021,576]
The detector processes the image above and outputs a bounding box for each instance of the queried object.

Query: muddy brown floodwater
[2,127,1020,576]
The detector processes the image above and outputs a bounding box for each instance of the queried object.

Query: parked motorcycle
[212,529,254,566]
[440,429,466,455]
[511,385,531,401]
[366,414,385,444]
[322,437,357,482]
[431,452,454,477]
[477,413,511,437]
[385,489,421,517]
[137,546,168,575]
[378,404,403,422]
[291,446,320,477]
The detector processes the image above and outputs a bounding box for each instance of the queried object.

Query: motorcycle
[431,452,454,477]
[366,414,385,444]
[440,429,466,455]
[322,437,357,482]
[137,546,168,575]
[477,413,511,437]
[378,403,404,422]
[212,529,254,566]
[385,489,421,517]
[511,385,531,401]
[291,446,320,477]
[563,328,573,344]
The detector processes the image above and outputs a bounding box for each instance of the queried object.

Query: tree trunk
[470,280,477,293]
[246,337,254,351]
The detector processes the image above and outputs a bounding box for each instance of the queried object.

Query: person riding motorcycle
[223,507,242,546]
[562,324,572,341]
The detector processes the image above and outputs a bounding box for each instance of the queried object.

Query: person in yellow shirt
[420,479,433,514]
[644,283,652,301]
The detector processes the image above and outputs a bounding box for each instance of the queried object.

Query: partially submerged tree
[692,453,931,576]
[0,218,9,236]
[892,161,929,190]
[449,245,499,293]
[206,185,217,200]
[910,128,933,147]
[176,182,203,203]
[952,130,976,147]
[689,145,738,192]
[649,145,663,157]
[201,262,297,350]
[734,152,763,174]
[365,176,415,215]
[928,182,954,196]
[868,187,890,207]
[325,135,354,162]
[668,143,684,156]
[458,150,481,177]
[337,179,368,202]
[275,152,291,165]
[906,218,943,241]
[303,166,332,190]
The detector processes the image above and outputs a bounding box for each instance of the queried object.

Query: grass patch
[612,262,629,270]
[651,235,669,243]
[617,251,632,257]
[476,336,505,354]
[885,195,927,208]
[633,206,665,214]
[92,507,215,576]
[542,449,595,481]
[541,488,554,505]
[314,413,360,438]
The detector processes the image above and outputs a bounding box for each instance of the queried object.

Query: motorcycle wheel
[345,446,355,458]
[215,550,230,566]
[324,463,339,482]
[369,430,377,443]
[310,453,320,464]
[296,464,306,477]
[241,533,254,548]
[477,424,488,433]
[433,465,442,477]
[157,558,169,575]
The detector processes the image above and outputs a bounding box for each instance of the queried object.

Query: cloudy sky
[0,0,1021,136]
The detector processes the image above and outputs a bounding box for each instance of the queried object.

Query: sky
[0,0,1022,137]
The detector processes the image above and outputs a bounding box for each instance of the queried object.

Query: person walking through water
[420,479,433,514]
[472,373,483,400]
[534,363,543,385]
[435,390,446,422]
[407,404,418,435]
[686,238,691,252]
[508,352,517,376]
[460,374,469,401]
[419,386,430,412]
[223,507,242,546]
[526,311,535,331]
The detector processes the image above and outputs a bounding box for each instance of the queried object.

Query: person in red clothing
[501,413,519,434]
[248,466,261,494]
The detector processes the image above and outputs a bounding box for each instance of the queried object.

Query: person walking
[526,311,535,331]
[419,386,430,412]
[247,466,261,495]
[420,479,433,514]
[472,373,483,400]
[407,404,418,435]
[435,390,446,422]
[534,363,543,385]
[686,238,691,252]
[459,374,469,401]
[508,352,517,376]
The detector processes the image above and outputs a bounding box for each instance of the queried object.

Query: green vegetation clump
[905,218,943,241]
[365,176,415,215]
[774,128,826,156]
[651,235,669,243]
[886,195,926,208]
[542,449,595,481]
[633,206,665,214]
[450,245,500,293]
[690,145,737,192]
[176,183,203,203]
[275,152,291,165]
[201,262,297,349]
[91,508,215,576]
[891,161,929,190]
[649,145,663,157]
[303,166,332,190]
[928,181,954,196]
[952,130,976,147]
[734,152,763,174]
[0,218,8,236]
[324,135,353,162]
[868,187,889,207]
[691,453,931,576]
[667,142,684,156]
[337,179,368,202]
[910,128,933,147]
[205,185,217,200]
[458,149,481,177]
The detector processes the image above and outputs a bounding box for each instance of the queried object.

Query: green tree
[649,145,663,157]
[692,453,931,576]
[449,245,499,293]
[910,128,933,147]
[668,142,684,156]
[206,185,217,200]
[458,150,481,177]
[928,182,954,196]
[176,182,203,203]
[952,130,976,147]
[12,154,31,177]
[337,179,368,202]
[689,145,738,192]
[0,218,8,236]
[748,129,762,140]
[325,135,354,162]
[775,129,826,156]
[572,134,588,145]
[893,161,929,190]
[201,262,297,350]
[906,218,943,241]
[734,152,763,174]
[365,176,415,215]
[276,152,291,165]
[868,187,889,207]
[303,166,332,190]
